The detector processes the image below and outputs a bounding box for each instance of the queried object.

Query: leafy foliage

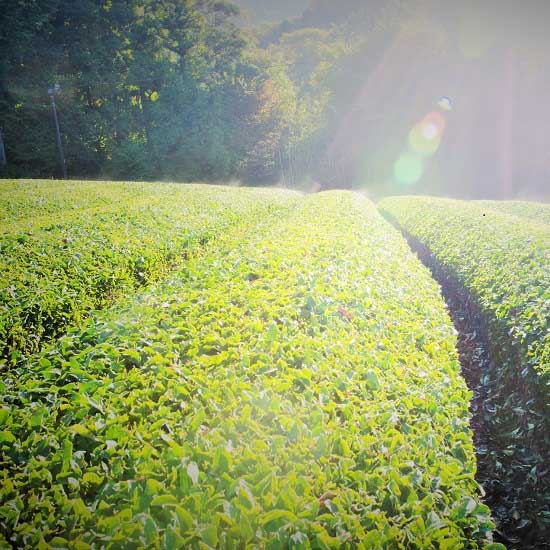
[473,201,550,226]
[0,180,190,222]
[379,196,550,546]
[233,0,307,24]
[0,191,497,548]
[0,0,418,188]
[0,180,299,364]
[0,1,268,182]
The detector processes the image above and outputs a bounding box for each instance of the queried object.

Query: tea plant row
[1,180,181,224]
[0,182,299,365]
[473,200,550,226]
[379,196,549,544]
[0,192,499,548]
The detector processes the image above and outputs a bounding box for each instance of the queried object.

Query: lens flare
[394,153,424,185]
[409,125,441,156]
[422,123,438,140]
[438,96,453,111]
[409,112,446,157]
[424,112,446,134]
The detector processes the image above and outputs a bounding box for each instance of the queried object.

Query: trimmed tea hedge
[0,182,299,364]
[379,196,549,389]
[379,196,550,544]
[1,180,172,225]
[0,192,498,548]
[474,200,550,226]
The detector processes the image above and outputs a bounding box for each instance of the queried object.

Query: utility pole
[287,146,295,187]
[0,127,6,167]
[48,83,67,179]
[278,147,286,188]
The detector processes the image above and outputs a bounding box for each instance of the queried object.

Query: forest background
[1,0,548,199]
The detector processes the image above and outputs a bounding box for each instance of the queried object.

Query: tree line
[2,0,549,198]
[0,0,334,184]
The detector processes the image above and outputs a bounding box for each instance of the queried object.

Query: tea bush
[474,200,550,226]
[0,181,299,364]
[379,196,549,544]
[0,192,497,548]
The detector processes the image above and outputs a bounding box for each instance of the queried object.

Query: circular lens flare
[394,154,424,186]
[423,112,446,134]
[409,112,446,157]
[409,125,441,156]
[422,123,438,140]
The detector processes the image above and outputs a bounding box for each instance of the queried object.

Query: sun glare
[422,123,438,140]
[396,109,448,186]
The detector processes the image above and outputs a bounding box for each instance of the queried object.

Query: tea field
[473,200,550,226]
[0,182,300,365]
[2,180,548,549]
[379,196,550,548]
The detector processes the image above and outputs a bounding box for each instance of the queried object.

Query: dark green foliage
[0,0,433,188]
[3,0,550,195]
[0,1,268,182]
